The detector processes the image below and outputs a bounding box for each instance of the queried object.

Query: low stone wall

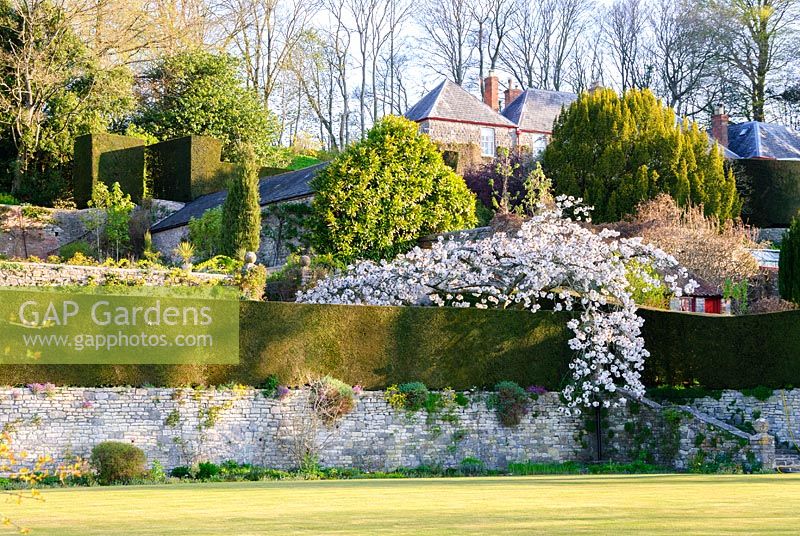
[0,261,231,287]
[687,389,800,449]
[0,387,773,472]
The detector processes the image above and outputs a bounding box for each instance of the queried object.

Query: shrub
[309,376,356,424]
[494,381,529,426]
[197,461,221,480]
[0,193,20,205]
[59,240,94,262]
[188,207,223,261]
[194,255,242,275]
[610,194,760,288]
[169,465,191,478]
[90,441,147,484]
[542,88,739,222]
[236,264,268,301]
[309,115,477,262]
[398,382,429,411]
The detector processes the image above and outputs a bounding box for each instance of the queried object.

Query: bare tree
[501,0,590,91]
[217,0,319,105]
[712,0,800,121]
[603,0,651,91]
[419,0,475,86]
[470,0,514,98]
[649,0,720,116]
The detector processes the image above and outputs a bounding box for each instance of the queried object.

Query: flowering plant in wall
[298,197,697,414]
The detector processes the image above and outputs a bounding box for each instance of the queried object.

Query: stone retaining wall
[0,387,773,472]
[687,389,800,450]
[0,261,231,287]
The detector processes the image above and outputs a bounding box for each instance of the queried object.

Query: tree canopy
[542,88,740,223]
[0,0,133,203]
[134,51,285,166]
[309,115,477,262]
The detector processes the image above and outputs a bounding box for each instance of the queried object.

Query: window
[480,128,496,157]
[531,135,548,156]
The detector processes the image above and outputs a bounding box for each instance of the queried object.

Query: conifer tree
[779,216,800,304]
[221,143,261,257]
[542,88,740,222]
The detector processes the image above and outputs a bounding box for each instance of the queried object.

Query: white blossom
[298,200,694,413]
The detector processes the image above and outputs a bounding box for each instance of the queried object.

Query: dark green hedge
[0,302,573,389]
[640,307,800,389]
[149,135,236,202]
[739,159,800,227]
[0,302,797,389]
[73,134,145,208]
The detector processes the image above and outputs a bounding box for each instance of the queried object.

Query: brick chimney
[711,104,729,148]
[483,71,499,111]
[504,79,523,108]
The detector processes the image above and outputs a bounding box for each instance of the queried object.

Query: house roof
[727,121,800,160]
[501,89,577,133]
[404,79,516,128]
[150,163,326,233]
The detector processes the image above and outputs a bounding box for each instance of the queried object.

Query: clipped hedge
[0,302,798,389]
[73,134,146,208]
[0,302,573,389]
[739,159,800,227]
[148,135,236,202]
[639,307,800,389]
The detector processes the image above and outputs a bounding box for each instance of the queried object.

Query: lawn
[7,474,800,535]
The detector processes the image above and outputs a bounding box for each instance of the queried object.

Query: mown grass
[7,474,800,535]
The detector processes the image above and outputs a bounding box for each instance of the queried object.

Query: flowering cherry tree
[298,198,697,414]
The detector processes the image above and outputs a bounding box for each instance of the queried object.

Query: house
[670,278,725,314]
[709,106,800,228]
[404,72,577,170]
[149,163,326,266]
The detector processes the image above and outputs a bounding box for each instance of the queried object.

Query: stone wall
[0,261,231,287]
[687,389,800,449]
[0,201,183,260]
[421,120,516,153]
[0,387,773,472]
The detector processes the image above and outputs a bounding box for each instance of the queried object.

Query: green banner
[0,286,239,364]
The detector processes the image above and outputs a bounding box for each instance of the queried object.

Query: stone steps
[774,453,800,472]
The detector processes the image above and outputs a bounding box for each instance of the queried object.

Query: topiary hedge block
[73,134,145,208]
[739,159,800,227]
[148,135,237,202]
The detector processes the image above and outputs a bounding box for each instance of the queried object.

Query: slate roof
[404,79,516,127]
[501,89,577,133]
[726,121,800,160]
[150,163,326,233]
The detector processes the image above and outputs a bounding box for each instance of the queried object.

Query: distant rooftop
[150,163,326,233]
[405,79,516,128]
[727,122,800,160]
[501,89,577,133]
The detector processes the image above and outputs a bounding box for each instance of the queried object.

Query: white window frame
[531,135,548,156]
[480,127,496,157]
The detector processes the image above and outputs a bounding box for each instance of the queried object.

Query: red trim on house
[517,128,553,135]
[416,117,516,130]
